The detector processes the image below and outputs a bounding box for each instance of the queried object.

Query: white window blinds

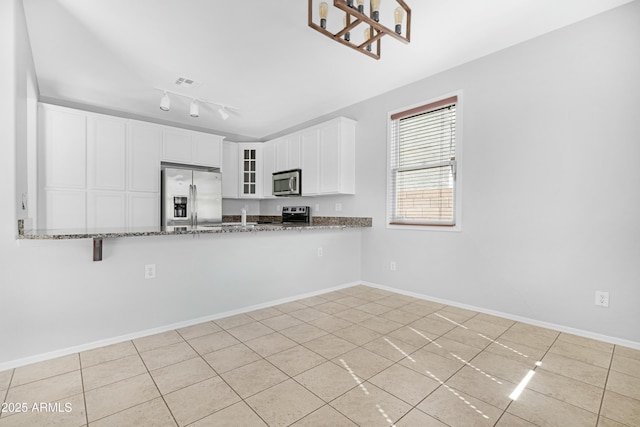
[389,96,457,226]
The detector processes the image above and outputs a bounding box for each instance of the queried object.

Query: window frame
[386,91,463,231]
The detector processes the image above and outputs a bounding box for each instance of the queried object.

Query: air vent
[174,77,196,87]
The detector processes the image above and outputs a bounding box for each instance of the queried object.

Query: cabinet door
[193,133,223,167]
[275,138,288,172]
[222,142,239,198]
[238,144,263,198]
[128,122,161,192]
[301,129,320,196]
[45,190,86,230]
[288,135,301,169]
[262,141,276,198]
[319,122,342,194]
[87,191,126,229]
[42,106,86,189]
[162,129,193,163]
[87,116,126,191]
[128,192,159,228]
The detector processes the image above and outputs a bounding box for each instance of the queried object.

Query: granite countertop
[17,216,372,240]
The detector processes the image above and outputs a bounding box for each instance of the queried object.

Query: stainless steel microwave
[272,169,301,197]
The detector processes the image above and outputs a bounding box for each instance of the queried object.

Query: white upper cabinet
[128,121,161,193]
[40,105,86,189]
[300,129,320,196]
[222,141,239,198]
[193,133,223,167]
[162,129,193,164]
[161,128,223,168]
[87,115,126,191]
[263,117,356,198]
[238,143,264,199]
[262,141,276,199]
[319,117,356,195]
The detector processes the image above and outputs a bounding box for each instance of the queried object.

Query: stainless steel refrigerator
[161,164,222,227]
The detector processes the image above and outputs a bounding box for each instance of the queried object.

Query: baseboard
[0,281,360,372]
[360,280,640,350]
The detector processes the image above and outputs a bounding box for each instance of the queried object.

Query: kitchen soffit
[22,0,633,140]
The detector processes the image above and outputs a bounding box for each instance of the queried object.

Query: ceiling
[22,0,632,141]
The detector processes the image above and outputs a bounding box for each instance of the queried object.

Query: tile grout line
[595,343,616,425]
[77,352,90,427]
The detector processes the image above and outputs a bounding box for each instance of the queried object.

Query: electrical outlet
[145,264,156,279]
[315,204,320,212]
[335,203,342,212]
[276,204,281,212]
[317,247,323,257]
[595,291,609,307]
[390,261,397,271]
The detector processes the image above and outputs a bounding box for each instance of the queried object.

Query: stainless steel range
[282,206,311,224]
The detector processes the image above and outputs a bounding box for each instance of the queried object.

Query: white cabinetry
[318,118,355,194]
[301,129,320,196]
[161,128,222,167]
[87,191,126,229]
[193,133,223,167]
[45,190,86,230]
[128,121,161,193]
[262,142,276,199]
[222,141,239,198]
[128,192,159,228]
[87,116,126,191]
[238,143,263,199]
[262,117,356,198]
[41,105,86,190]
[38,103,225,229]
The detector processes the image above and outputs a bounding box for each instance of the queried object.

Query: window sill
[386,222,461,232]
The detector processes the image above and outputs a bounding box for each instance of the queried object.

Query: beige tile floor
[1,285,639,426]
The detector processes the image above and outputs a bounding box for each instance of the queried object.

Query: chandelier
[308,0,411,60]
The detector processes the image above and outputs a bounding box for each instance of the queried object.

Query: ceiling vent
[174,77,196,88]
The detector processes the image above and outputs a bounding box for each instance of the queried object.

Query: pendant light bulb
[356,0,364,13]
[319,2,328,29]
[189,99,199,118]
[371,0,380,22]
[364,27,371,52]
[394,7,404,34]
[159,92,170,111]
[343,15,351,41]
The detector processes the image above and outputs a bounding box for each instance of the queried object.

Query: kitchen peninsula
[17,216,372,261]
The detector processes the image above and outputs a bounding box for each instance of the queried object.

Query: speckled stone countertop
[17,217,372,240]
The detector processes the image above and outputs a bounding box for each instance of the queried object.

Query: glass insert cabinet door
[242,149,256,195]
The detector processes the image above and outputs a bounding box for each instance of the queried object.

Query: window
[388,95,459,227]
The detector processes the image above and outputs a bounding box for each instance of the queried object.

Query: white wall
[350,2,639,343]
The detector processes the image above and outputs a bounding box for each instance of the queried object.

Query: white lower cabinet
[45,190,86,230]
[128,193,159,228]
[87,191,126,229]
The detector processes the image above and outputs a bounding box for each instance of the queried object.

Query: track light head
[189,99,199,118]
[218,107,230,121]
[159,92,170,111]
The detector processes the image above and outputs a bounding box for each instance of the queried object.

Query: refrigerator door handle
[193,184,198,226]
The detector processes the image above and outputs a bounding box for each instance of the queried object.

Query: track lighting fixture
[218,107,230,121]
[189,99,199,118]
[154,88,239,121]
[159,91,170,111]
